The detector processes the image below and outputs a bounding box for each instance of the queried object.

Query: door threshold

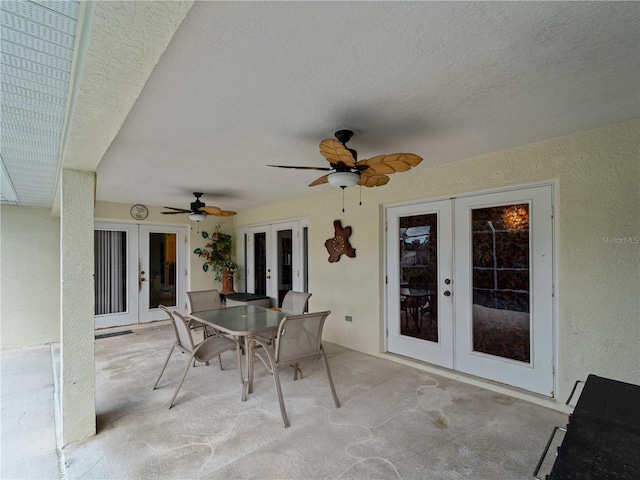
[94,319,171,335]
[380,351,567,413]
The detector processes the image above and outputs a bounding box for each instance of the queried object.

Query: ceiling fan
[268,129,423,189]
[161,192,236,221]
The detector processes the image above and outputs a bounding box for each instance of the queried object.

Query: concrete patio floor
[1,323,567,479]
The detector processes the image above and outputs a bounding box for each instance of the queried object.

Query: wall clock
[325,219,356,262]
[130,204,148,220]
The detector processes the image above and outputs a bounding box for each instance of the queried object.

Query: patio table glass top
[190,305,285,336]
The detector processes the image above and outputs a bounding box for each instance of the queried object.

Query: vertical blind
[94,230,127,315]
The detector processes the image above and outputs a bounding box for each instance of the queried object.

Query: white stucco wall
[0,206,61,349]
[234,119,640,409]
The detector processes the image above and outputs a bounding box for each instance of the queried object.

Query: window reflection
[399,214,438,342]
[471,204,530,362]
[148,233,177,309]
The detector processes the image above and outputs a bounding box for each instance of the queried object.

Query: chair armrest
[249,336,276,372]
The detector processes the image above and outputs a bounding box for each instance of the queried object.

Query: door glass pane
[148,233,177,309]
[94,230,127,315]
[399,214,438,341]
[277,229,293,306]
[254,232,267,295]
[471,204,530,362]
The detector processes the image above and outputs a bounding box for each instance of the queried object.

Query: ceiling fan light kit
[188,213,207,222]
[328,171,360,189]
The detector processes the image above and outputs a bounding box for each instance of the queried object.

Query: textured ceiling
[2,1,639,212]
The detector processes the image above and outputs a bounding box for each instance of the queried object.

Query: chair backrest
[280,291,312,315]
[160,305,195,352]
[186,289,221,313]
[274,311,330,365]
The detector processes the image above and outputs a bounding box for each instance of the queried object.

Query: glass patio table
[190,305,286,399]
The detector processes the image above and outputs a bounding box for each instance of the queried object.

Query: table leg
[246,334,253,396]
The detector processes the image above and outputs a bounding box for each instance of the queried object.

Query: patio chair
[187,289,222,337]
[245,310,340,427]
[280,290,312,315]
[154,306,242,408]
[266,291,312,346]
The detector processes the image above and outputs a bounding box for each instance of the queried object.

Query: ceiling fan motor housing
[334,130,357,160]
[191,192,205,211]
[334,129,353,144]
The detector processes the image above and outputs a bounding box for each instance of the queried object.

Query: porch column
[60,168,96,445]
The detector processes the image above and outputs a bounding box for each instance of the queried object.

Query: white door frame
[453,185,554,396]
[94,223,139,328]
[138,224,187,323]
[386,200,454,368]
[385,183,556,396]
[94,222,187,328]
[240,219,307,305]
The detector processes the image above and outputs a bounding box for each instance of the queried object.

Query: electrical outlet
[345,315,352,322]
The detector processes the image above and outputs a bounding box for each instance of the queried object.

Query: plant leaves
[194,248,202,254]
[201,231,209,238]
[202,264,209,272]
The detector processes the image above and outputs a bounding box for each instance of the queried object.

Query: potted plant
[193,225,239,294]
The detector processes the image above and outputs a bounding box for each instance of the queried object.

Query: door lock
[444,290,452,297]
[444,278,451,285]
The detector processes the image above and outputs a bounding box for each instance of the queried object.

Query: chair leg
[218,355,223,370]
[272,368,290,428]
[320,346,341,408]
[168,354,195,409]
[292,364,303,380]
[153,344,176,390]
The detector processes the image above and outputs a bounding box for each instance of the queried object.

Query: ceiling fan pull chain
[342,188,346,212]
[359,185,362,206]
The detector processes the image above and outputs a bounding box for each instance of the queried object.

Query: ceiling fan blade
[162,206,191,213]
[198,205,236,216]
[268,165,332,171]
[319,139,356,167]
[309,174,329,187]
[358,173,390,187]
[357,153,423,175]
[209,210,237,217]
[199,206,222,215]
[161,211,189,215]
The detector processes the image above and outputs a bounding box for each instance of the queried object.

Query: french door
[386,200,455,368]
[386,185,555,396]
[94,223,187,328]
[241,220,308,307]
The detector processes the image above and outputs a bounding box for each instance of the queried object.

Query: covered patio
[2,321,566,479]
